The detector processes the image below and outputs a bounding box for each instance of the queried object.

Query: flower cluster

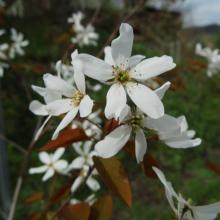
[0,28,29,77]
[67,11,99,47]
[195,43,220,77]
[29,22,216,219]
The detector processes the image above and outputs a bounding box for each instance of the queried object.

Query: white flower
[0,62,9,77]
[195,43,220,77]
[9,28,29,59]
[29,148,68,181]
[68,141,97,170]
[153,167,220,220]
[30,70,94,140]
[68,11,99,47]
[75,23,176,120]
[71,165,100,193]
[0,43,9,60]
[95,83,171,163]
[146,114,201,149]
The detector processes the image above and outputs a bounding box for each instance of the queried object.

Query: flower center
[72,90,84,107]
[127,114,144,130]
[113,67,130,84]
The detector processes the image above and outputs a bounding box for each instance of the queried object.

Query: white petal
[52,148,65,161]
[68,157,85,170]
[43,73,75,97]
[104,83,127,119]
[71,49,79,63]
[145,114,180,133]
[54,160,68,172]
[131,56,176,80]
[29,165,48,174]
[71,176,84,193]
[52,108,79,140]
[75,72,86,93]
[95,125,132,158]
[135,129,147,163]
[126,82,164,119]
[75,54,113,81]
[104,46,114,65]
[83,141,92,154]
[155,82,171,100]
[128,55,145,68]
[42,168,55,181]
[46,99,72,116]
[39,152,51,164]
[165,137,202,149]
[196,202,220,214]
[34,115,52,140]
[111,23,133,66]
[29,100,48,116]
[79,95,93,118]
[73,143,84,155]
[86,176,100,191]
[177,115,188,132]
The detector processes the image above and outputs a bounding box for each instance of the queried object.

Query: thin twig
[0,134,26,154]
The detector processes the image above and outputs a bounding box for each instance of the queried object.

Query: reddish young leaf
[59,203,91,220]
[206,161,220,175]
[40,128,89,151]
[93,156,132,207]
[89,194,113,220]
[104,119,120,134]
[141,154,159,178]
[27,213,41,220]
[25,192,43,204]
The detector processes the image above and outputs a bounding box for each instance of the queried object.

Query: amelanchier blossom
[9,28,29,59]
[29,148,68,181]
[75,23,176,120]
[68,11,99,47]
[95,82,171,163]
[153,167,220,220]
[146,114,202,148]
[195,43,220,77]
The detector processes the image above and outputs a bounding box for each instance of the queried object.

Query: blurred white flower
[195,43,220,77]
[0,0,5,7]
[70,165,100,193]
[0,62,9,77]
[9,28,29,59]
[29,148,68,181]
[68,11,99,47]
[76,23,175,120]
[153,167,220,220]
[146,114,202,149]
[68,141,97,170]
[0,43,9,60]
[70,194,96,205]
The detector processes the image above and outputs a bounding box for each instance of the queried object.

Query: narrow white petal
[104,46,115,65]
[46,99,72,116]
[54,160,68,172]
[29,165,48,174]
[196,202,220,214]
[42,168,55,181]
[73,143,84,155]
[111,23,134,66]
[104,83,127,119]
[29,100,48,116]
[52,148,65,161]
[128,55,145,68]
[43,73,74,97]
[126,82,164,119]
[155,82,171,100]
[131,56,176,80]
[34,115,52,140]
[135,129,147,163]
[52,108,78,140]
[95,125,132,158]
[39,152,51,164]
[68,157,85,170]
[86,176,100,191]
[79,95,94,117]
[73,61,86,93]
[71,176,84,193]
[165,137,202,149]
[76,54,113,81]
